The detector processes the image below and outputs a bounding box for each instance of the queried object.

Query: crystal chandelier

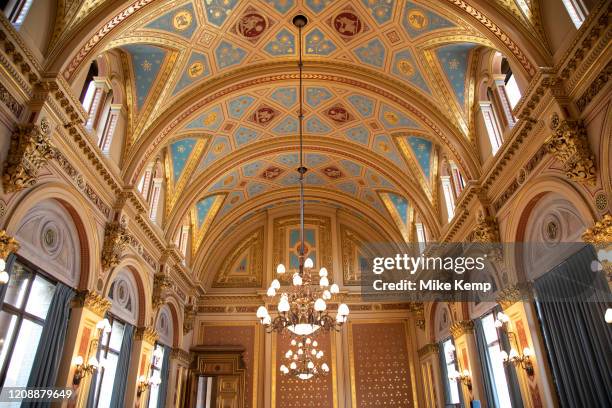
[279,337,330,380]
[255,14,350,341]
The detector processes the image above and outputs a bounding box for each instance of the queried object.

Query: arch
[13,199,81,287]
[104,256,152,326]
[155,304,174,347]
[164,296,183,348]
[427,301,454,342]
[2,182,99,291]
[505,175,597,282]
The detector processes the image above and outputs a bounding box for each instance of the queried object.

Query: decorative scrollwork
[2,124,54,193]
[73,290,112,317]
[545,119,596,185]
[152,272,172,309]
[582,214,612,245]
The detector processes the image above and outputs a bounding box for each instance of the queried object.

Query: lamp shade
[276,264,286,274]
[304,258,314,269]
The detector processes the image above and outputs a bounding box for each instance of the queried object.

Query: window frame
[146,343,165,408]
[0,255,58,388]
[442,337,462,406]
[90,313,126,408]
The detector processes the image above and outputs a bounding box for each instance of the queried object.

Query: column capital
[135,326,159,345]
[73,290,112,317]
[0,230,19,259]
[417,343,440,358]
[545,118,596,185]
[582,214,612,245]
[496,282,533,310]
[450,320,475,338]
[170,348,193,365]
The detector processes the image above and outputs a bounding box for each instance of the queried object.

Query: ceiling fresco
[56,0,546,263]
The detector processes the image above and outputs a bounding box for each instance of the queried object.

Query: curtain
[109,324,135,408]
[474,317,499,408]
[534,245,612,407]
[23,283,75,408]
[156,345,172,408]
[0,254,17,304]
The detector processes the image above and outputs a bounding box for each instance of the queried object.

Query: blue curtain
[534,245,612,407]
[497,310,524,408]
[156,345,171,408]
[474,317,499,408]
[109,324,134,408]
[23,283,75,408]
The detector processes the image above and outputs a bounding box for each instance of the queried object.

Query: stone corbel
[545,119,596,185]
[101,221,130,272]
[2,124,54,193]
[152,272,172,309]
[73,290,112,317]
[0,230,19,259]
[450,320,475,339]
[470,213,503,261]
[183,301,195,335]
[496,282,533,310]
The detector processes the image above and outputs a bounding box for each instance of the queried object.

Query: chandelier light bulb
[297,348,304,355]
[257,305,268,319]
[311,349,317,355]
[330,283,339,294]
[304,258,314,269]
[267,287,276,297]
[285,350,292,358]
[280,364,287,372]
[291,339,297,346]
[293,354,298,360]
[88,356,99,368]
[605,308,612,324]
[462,369,470,376]
[298,342,303,347]
[319,276,329,287]
[509,348,518,359]
[317,351,324,358]
[262,315,271,325]
[0,259,5,271]
[523,347,532,357]
[73,355,84,366]
[276,264,286,274]
[336,314,346,323]
[312,340,318,347]
[292,273,303,286]
[307,361,314,369]
[271,279,281,290]
[322,290,331,300]
[319,267,328,277]
[321,363,329,372]
[305,337,311,344]
[0,271,9,285]
[290,362,297,370]
[278,298,291,313]
[338,303,350,316]
[314,298,327,312]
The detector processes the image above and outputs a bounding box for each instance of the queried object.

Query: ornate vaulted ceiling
[51,0,549,270]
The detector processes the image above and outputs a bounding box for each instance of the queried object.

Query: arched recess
[13,199,81,288]
[2,182,99,290]
[104,257,152,327]
[155,304,175,347]
[427,302,454,343]
[506,175,597,283]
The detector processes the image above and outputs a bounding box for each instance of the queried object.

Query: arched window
[481,87,504,155]
[441,176,456,222]
[449,162,465,197]
[138,159,164,223]
[501,59,522,109]
[415,222,427,254]
[561,0,588,28]
[80,61,99,112]
[98,91,119,155]
[1,0,33,27]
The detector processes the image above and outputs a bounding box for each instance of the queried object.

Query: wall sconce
[605,308,612,324]
[72,318,112,385]
[137,374,161,397]
[495,312,535,376]
[0,230,19,285]
[449,368,472,392]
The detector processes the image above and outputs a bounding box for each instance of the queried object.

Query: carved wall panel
[340,224,376,286]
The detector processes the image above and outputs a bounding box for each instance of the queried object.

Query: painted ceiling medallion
[260,166,284,180]
[321,166,344,179]
[172,10,193,31]
[333,12,362,37]
[249,105,279,126]
[406,9,428,30]
[237,13,267,38]
[324,104,353,124]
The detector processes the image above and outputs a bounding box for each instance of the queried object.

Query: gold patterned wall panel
[212,227,264,288]
[274,333,335,408]
[273,215,332,283]
[199,324,258,408]
[350,322,414,407]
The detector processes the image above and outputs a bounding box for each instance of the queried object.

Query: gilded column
[127,327,158,408]
[417,343,442,408]
[56,290,111,408]
[450,320,487,406]
[168,348,192,408]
